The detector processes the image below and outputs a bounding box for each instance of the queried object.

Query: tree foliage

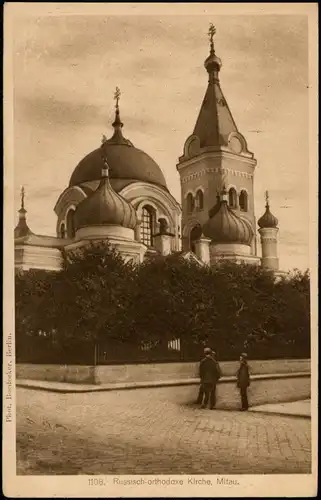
[15,243,311,363]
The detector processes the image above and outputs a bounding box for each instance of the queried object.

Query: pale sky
[11,10,311,270]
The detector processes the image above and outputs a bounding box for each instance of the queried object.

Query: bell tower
[177,25,257,255]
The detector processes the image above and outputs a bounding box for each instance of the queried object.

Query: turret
[258,191,279,270]
[154,218,174,256]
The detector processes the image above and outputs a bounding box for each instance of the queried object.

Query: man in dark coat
[197,348,222,409]
[236,353,250,411]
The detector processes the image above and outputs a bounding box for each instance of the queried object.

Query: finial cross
[21,186,25,209]
[114,86,121,108]
[208,23,216,44]
[265,190,269,206]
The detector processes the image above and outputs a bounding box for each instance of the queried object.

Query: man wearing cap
[236,353,250,411]
[197,348,222,409]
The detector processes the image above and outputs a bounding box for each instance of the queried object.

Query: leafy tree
[15,269,56,361]
[15,240,311,363]
[125,254,214,349]
[46,241,137,345]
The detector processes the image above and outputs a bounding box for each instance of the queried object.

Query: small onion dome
[74,162,137,231]
[15,187,33,238]
[258,205,278,229]
[204,51,222,74]
[205,24,222,74]
[14,211,33,238]
[203,199,253,246]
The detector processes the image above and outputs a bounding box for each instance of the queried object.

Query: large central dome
[69,100,167,190]
[69,144,167,189]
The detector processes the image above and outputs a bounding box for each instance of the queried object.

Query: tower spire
[191,24,238,149]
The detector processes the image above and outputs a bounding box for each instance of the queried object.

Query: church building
[14,26,279,273]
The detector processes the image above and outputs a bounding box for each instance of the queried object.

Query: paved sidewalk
[250,399,311,418]
[16,377,200,393]
[16,371,309,393]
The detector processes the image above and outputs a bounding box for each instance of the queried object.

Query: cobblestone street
[16,386,311,475]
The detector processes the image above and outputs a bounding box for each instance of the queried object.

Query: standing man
[198,348,222,409]
[236,353,250,411]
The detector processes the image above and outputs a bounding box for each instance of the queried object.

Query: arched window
[239,190,248,212]
[195,190,204,211]
[66,209,76,239]
[190,224,202,253]
[60,223,66,239]
[140,206,154,247]
[186,193,195,213]
[228,188,237,208]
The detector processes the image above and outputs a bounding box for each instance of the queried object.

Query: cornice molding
[181,167,253,184]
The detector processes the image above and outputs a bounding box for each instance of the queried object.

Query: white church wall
[54,186,87,237]
[75,225,135,241]
[15,245,63,272]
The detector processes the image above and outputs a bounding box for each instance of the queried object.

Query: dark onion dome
[14,208,33,238]
[14,187,33,238]
[258,206,278,229]
[74,160,137,231]
[203,192,253,246]
[258,193,278,229]
[69,98,168,191]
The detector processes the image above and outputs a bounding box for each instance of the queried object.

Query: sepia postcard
[3,2,318,497]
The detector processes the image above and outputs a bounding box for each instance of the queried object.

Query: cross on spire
[114,86,121,109]
[265,190,270,206]
[21,186,25,210]
[208,23,216,52]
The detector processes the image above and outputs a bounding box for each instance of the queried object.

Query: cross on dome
[208,23,216,41]
[21,186,25,210]
[265,190,270,206]
[208,23,216,53]
[114,86,121,109]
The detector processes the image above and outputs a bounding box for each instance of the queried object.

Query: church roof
[69,89,168,191]
[192,26,239,148]
[15,233,68,248]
